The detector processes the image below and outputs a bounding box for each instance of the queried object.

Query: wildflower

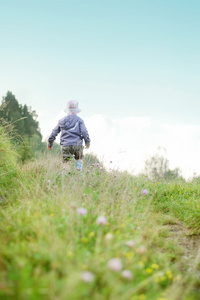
[137,246,146,254]
[81,237,88,243]
[50,213,54,217]
[89,232,95,237]
[126,240,136,248]
[160,276,167,281]
[96,216,107,225]
[152,264,159,270]
[105,232,113,240]
[108,258,122,272]
[81,264,88,270]
[166,270,173,279]
[81,271,95,283]
[141,189,149,195]
[146,268,153,274]
[47,179,51,184]
[124,252,134,259]
[121,223,126,228]
[121,270,133,280]
[96,163,100,167]
[53,185,58,189]
[77,207,87,216]
[139,295,146,300]
[67,251,73,257]
[138,261,144,267]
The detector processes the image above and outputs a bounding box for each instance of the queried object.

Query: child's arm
[79,120,91,148]
[48,123,61,148]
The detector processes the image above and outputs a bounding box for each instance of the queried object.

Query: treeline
[0,91,60,162]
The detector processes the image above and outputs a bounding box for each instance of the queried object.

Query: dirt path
[168,222,200,267]
[166,221,200,299]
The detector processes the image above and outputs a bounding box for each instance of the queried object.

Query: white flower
[121,270,133,280]
[81,271,95,283]
[47,179,51,184]
[108,258,122,272]
[96,216,107,225]
[137,245,147,254]
[126,240,136,248]
[76,207,87,216]
[105,233,113,240]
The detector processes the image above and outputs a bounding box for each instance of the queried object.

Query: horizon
[1,0,200,179]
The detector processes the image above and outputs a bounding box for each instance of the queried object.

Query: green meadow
[1,128,200,300]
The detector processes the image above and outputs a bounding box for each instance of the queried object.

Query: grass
[0,150,200,299]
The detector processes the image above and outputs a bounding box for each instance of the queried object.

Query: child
[48,100,90,173]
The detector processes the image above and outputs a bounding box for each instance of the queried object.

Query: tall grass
[0,125,19,198]
[0,150,200,299]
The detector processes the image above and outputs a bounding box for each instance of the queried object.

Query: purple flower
[76,207,87,216]
[96,216,107,225]
[108,258,122,272]
[47,179,51,184]
[141,189,149,195]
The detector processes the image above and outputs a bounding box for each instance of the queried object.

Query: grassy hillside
[0,138,200,299]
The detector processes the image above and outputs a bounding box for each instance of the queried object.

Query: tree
[0,91,43,161]
[144,148,182,181]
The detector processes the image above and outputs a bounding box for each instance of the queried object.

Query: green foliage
[0,91,42,140]
[151,180,200,234]
[0,91,46,162]
[0,125,19,197]
[0,156,200,299]
[144,149,182,181]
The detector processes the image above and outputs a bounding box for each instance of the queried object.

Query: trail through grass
[0,155,200,300]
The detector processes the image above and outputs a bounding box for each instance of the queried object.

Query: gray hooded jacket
[48,114,90,147]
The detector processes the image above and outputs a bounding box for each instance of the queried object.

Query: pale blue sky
[1,0,200,176]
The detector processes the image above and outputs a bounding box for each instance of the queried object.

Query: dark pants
[62,145,84,163]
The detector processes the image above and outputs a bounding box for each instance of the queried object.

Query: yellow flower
[160,276,167,281]
[81,237,88,243]
[121,223,126,228]
[89,232,95,237]
[166,270,173,279]
[67,251,73,257]
[152,264,159,269]
[139,295,146,300]
[146,268,153,274]
[33,213,37,216]
[81,264,88,270]
[138,261,144,267]
[124,252,134,259]
[107,222,110,226]
[50,213,54,217]
[157,298,167,300]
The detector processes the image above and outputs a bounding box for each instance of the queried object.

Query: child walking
[48,100,90,173]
